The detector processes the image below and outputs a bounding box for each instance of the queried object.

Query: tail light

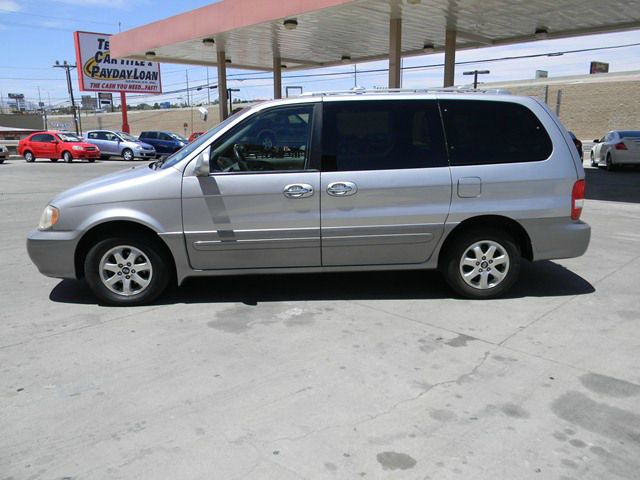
[615,141,627,150]
[571,179,585,221]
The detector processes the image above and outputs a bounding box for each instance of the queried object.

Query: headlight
[38,205,59,230]
[72,145,84,151]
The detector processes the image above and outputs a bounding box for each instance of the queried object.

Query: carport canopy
[110,0,640,119]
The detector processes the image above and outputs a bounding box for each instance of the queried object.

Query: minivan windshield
[117,132,138,142]
[158,107,251,169]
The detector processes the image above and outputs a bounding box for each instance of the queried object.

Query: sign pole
[120,91,130,133]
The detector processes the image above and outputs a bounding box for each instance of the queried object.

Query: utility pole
[185,70,190,107]
[227,88,240,114]
[53,60,80,134]
[463,69,490,89]
[206,68,211,104]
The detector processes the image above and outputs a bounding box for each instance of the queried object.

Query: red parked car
[188,131,204,143]
[18,131,100,163]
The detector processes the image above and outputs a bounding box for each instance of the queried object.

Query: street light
[53,60,80,134]
[463,69,490,89]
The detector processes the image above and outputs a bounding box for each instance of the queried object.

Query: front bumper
[26,229,80,280]
[73,151,100,159]
[136,150,156,159]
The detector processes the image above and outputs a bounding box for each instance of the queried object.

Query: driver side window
[210,104,315,173]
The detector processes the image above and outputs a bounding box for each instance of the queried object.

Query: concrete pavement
[1,158,639,479]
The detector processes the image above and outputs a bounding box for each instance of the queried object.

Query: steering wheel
[233,144,249,171]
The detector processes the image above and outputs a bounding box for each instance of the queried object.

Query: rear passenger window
[322,100,447,171]
[440,100,552,165]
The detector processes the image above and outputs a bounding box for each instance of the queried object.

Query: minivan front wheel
[442,229,521,299]
[84,236,171,306]
[122,148,134,161]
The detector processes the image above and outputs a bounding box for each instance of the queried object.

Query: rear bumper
[26,229,80,280]
[521,218,591,261]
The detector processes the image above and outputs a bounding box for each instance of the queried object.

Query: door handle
[283,183,314,199]
[327,181,357,197]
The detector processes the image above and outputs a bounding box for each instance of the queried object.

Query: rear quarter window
[440,100,553,166]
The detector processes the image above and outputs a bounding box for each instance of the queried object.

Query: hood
[134,141,155,149]
[50,163,174,208]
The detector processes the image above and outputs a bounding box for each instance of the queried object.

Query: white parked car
[590,130,640,170]
[0,144,8,163]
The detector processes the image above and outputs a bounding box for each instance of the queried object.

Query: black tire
[605,154,615,171]
[122,148,134,161]
[84,235,172,306]
[0,158,4,164]
[88,158,96,163]
[590,152,597,168]
[100,155,109,160]
[63,151,73,163]
[50,158,59,162]
[441,228,521,299]
[24,151,35,162]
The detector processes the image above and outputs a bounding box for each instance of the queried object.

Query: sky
[1,0,640,109]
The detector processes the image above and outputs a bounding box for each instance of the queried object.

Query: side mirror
[593,139,600,143]
[194,148,210,177]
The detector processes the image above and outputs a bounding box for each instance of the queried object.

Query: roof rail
[299,86,511,97]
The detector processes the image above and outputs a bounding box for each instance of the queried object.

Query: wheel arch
[74,220,176,281]
[438,215,533,268]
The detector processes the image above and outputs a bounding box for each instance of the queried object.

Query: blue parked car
[138,131,187,157]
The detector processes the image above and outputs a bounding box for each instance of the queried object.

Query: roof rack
[299,86,511,97]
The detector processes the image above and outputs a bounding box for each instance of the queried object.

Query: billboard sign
[590,61,609,74]
[98,92,113,106]
[73,31,162,94]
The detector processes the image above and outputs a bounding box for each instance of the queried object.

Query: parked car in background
[27,91,590,306]
[590,130,640,170]
[188,131,204,143]
[84,130,156,161]
[568,131,582,158]
[18,131,100,163]
[138,131,188,156]
[0,144,8,163]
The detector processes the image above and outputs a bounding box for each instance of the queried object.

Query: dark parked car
[138,131,187,156]
[568,131,582,158]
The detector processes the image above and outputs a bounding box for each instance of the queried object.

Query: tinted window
[140,132,156,139]
[440,100,552,165]
[209,104,315,173]
[159,133,173,141]
[619,131,640,138]
[321,100,447,171]
[31,134,48,142]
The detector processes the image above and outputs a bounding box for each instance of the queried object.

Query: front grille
[85,147,97,151]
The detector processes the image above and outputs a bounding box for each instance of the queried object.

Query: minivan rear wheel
[442,229,521,299]
[84,235,171,306]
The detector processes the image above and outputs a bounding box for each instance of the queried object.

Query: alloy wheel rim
[99,245,153,296]
[459,240,510,290]
[124,151,133,160]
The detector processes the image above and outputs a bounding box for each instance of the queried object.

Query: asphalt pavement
[1,157,639,479]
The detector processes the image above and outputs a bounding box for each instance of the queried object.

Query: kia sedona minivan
[27,90,590,306]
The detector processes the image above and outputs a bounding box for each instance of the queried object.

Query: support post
[120,91,130,133]
[388,17,402,88]
[443,28,457,87]
[217,50,228,121]
[273,57,282,99]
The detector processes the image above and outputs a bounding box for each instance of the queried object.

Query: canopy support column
[273,57,282,99]
[388,17,402,88]
[217,49,228,120]
[443,28,457,87]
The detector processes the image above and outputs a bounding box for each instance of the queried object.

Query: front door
[182,103,321,270]
[320,99,452,266]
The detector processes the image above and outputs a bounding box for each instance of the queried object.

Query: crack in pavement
[268,350,492,444]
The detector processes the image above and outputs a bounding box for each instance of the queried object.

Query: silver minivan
[28,91,590,305]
